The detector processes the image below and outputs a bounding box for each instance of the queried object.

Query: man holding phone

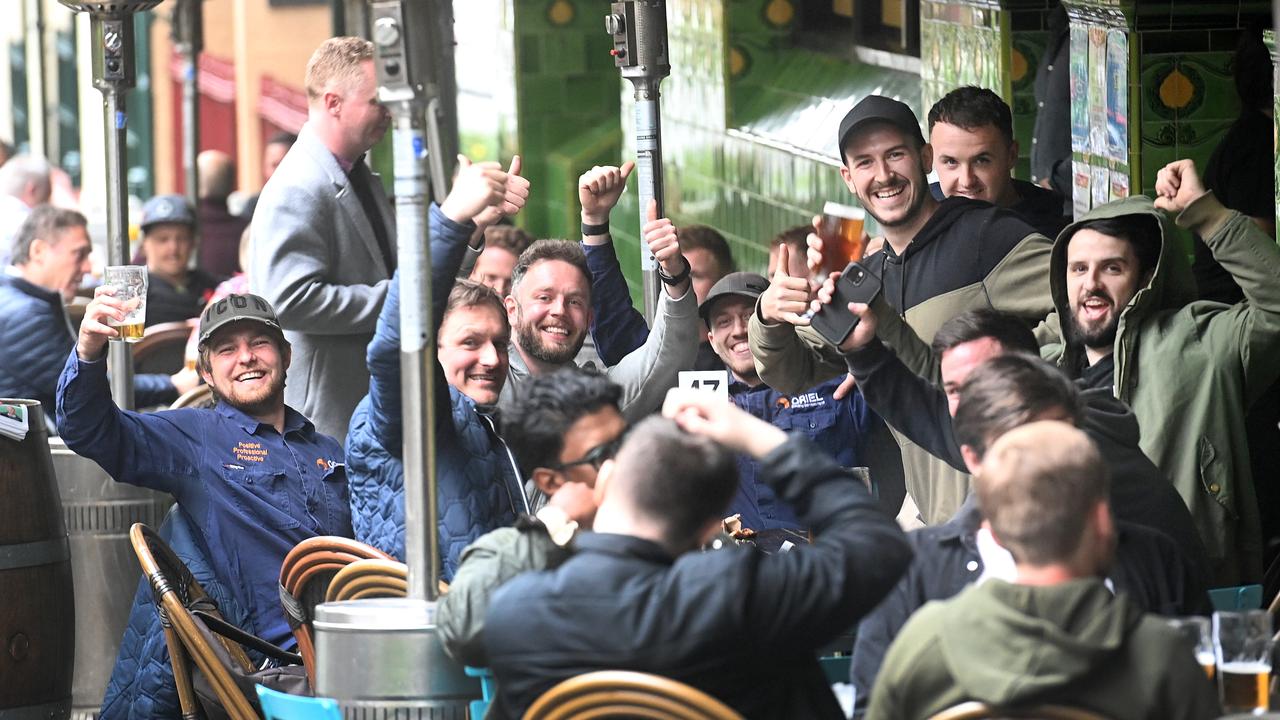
[751,95,1055,526]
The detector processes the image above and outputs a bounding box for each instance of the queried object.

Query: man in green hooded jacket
[868,421,1219,720]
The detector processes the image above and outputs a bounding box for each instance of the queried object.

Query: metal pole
[25,0,48,159]
[370,0,442,602]
[607,0,670,323]
[174,0,202,233]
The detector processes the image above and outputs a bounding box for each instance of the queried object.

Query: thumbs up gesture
[759,243,814,326]
[642,199,690,295]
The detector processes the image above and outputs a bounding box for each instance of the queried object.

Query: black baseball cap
[836,95,926,161]
[198,293,284,348]
[699,272,770,323]
[140,194,196,233]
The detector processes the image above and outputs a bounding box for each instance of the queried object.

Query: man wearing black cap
[138,193,221,326]
[751,94,1055,527]
[57,289,351,649]
[702,272,879,539]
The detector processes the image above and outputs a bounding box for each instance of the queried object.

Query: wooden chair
[135,320,196,374]
[278,537,394,685]
[523,670,743,720]
[129,522,263,720]
[927,702,1112,720]
[171,384,215,409]
[325,558,408,602]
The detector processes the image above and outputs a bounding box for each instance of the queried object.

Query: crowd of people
[1,27,1278,720]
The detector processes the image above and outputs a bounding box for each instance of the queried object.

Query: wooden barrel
[0,399,74,720]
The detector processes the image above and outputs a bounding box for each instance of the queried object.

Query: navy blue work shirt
[728,372,873,531]
[56,349,353,647]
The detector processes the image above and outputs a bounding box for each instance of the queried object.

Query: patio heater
[606,0,670,322]
[310,1,479,716]
[58,0,164,410]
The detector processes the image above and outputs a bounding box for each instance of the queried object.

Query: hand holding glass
[102,265,147,342]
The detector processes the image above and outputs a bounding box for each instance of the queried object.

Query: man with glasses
[438,368,625,666]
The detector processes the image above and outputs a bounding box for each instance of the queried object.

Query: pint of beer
[818,202,867,276]
[1213,610,1274,713]
[103,265,148,343]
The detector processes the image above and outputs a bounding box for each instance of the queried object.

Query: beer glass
[1213,609,1274,713]
[817,202,867,276]
[1168,616,1216,680]
[103,265,147,342]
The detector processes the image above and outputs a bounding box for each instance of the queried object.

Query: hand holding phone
[809,262,883,348]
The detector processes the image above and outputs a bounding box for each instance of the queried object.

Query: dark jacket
[843,335,1211,584]
[0,274,175,420]
[849,496,1212,716]
[483,436,911,719]
[99,508,253,720]
[1041,194,1280,583]
[345,205,524,580]
[1031,5,1072,204]
[145,268,221,326]
[751,196,1055,524]
[867,579,1220,720]
[928,179,1069,240]
[197,197,250,278]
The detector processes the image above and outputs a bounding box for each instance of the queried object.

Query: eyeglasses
[549,434,626,472]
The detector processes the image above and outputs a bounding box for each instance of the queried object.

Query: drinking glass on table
[1168,616,1215,680]
[816,202,867,277]
[102,265,148,342]
[1213,609,1274,713]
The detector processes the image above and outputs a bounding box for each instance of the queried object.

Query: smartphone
[810,261,883,346]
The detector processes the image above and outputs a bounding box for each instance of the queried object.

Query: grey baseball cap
[836,95,926,161]
[699,272,770,323]
[140,194,196,233]
[197,294,283,348]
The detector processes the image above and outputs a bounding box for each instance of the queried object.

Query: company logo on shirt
[234,441,267,463]
[776,392,824,411]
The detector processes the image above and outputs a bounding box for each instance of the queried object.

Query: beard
[514,307,584,367]
[210,371,287,418]
[1067,292,1121,351]
[863,164,930,229]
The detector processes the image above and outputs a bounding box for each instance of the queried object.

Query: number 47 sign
[677,370,730,401]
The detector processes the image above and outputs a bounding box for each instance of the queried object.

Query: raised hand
[759,243,813,326]
[662,388,786,459]
[579,161,636,226]
[642,199,686,276]
[441,156,508,225]
[1153,159,1209,215]
[812,271,879,353]
[806,214,825,277]
[77,286,135,361]
[470,155,531,230]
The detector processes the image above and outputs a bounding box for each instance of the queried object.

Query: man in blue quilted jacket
[0,205,195,426]
[346,156,531,580]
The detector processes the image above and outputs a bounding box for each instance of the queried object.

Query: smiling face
[930,121,1018,207]
[706,295,760,386]
[1065,228,1147,355]
[840,123,933,230]
[199,321,290,417]
[505,259,591,370]
[438,303,510,406]
[142,223,195,283]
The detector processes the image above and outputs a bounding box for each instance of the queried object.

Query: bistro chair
[325,558,408,602]
[130,522,303,720]
[523,670,742,720]
[278,537,394,685]
[927,702,1111,720]
[135,320,196,374]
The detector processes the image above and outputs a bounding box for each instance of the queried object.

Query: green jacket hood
[940,579,1143,705]
[1049,196,1198,373]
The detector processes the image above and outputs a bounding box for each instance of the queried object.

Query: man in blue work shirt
[700,272,877,540]
[57,290,351,648]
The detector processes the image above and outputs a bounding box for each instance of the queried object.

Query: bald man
[196,149,249,277]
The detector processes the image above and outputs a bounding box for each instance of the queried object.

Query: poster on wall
[1069,23,1089,154]
[1087,27,1108,159]
[1105,29,1130,200]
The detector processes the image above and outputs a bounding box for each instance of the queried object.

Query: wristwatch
[535,505,579,547]
[658,256,691,286]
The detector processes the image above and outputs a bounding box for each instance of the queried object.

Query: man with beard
[57,291,351,650]
[498,217,700,425]
[751,94,1055,526]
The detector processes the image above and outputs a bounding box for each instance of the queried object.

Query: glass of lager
[103,265,148,342]
[817,202,867,277]
[1213,609,1273,713]
[1168,616,1216,680]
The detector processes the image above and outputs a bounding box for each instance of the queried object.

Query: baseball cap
[836,95,926,161]
[198,293,283,348]
[140,194,196,233]
[699,272,770,323]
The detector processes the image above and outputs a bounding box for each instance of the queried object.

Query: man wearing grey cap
[138,193,221,326]
[57,290,352,650]
[750,94,1055,527]
[701,272,880,544]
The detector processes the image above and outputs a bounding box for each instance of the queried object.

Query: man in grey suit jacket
[248,37,399,441]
